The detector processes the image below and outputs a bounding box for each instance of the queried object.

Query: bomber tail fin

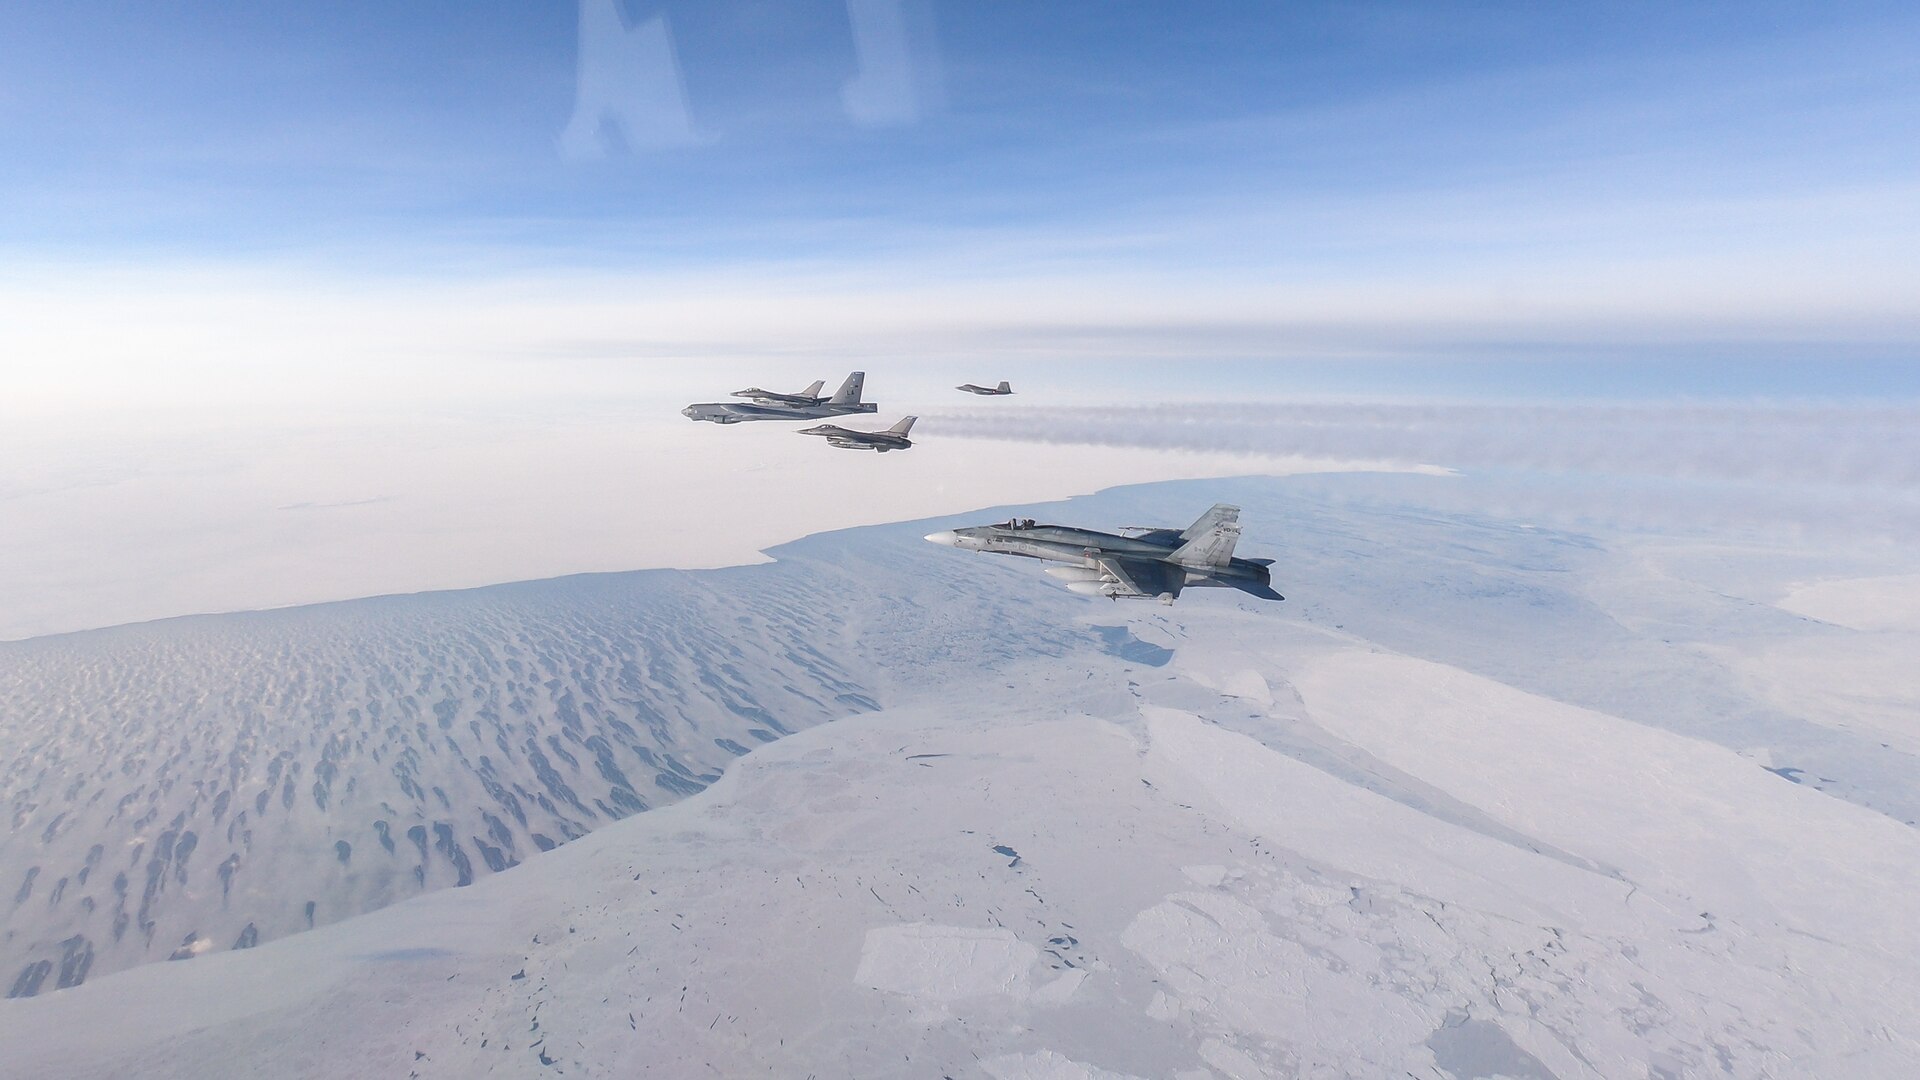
[829,371,866,405]
[1171,503,1241,567]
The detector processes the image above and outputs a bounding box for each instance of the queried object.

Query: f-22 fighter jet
[926,504,1281,605]
[956,380,1013,395]
[732,379,825,407]
[683,372,877,424]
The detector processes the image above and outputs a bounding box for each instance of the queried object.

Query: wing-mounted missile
[1062,579,1177,604]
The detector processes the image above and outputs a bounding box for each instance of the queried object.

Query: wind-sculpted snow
[4,614,1916,1076]
[0,535,1088,997]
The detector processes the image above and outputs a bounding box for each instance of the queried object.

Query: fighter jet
[925,504,1281,605]
[798,416,916,452]
[683,372,877,424]
[956,380,1013,395]
[732,379,826,407]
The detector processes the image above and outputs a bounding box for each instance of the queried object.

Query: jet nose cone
[924,530,960,547]
[680,406,694,418]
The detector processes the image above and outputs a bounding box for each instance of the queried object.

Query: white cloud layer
[3,264,1914,636]
[930,402,1920,541]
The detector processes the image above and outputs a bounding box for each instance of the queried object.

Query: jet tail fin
[997,381,1011,393]
[801,380,825,399]
[1171,504,1241,567]
[829,372,866,405]
[887,416,917,436]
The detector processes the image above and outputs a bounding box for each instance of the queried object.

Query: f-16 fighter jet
[798,416,916,452]
[925,504,1281,605]
[683,372,877,423]
[956,380,1013,395]
[732,379,825,407]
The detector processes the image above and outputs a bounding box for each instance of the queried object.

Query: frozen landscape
[4,472,1918,1077]
[9,2,1919,1075]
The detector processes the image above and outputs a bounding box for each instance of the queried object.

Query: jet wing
[1094,555,1184,600]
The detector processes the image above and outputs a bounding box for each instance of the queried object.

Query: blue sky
[3,2,1918,398]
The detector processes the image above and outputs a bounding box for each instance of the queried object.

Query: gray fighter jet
[732,379,825,407]
[798,416,916,452]
[925,504,1281,605]
[956,380,1013,395]
[683,372,877,424]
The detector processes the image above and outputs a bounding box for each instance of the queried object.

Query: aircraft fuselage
[924,521,1274,592]
[683,402,878,423]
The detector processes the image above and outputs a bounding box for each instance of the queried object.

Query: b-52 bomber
[683,372,876,424]
[925,504,1281,605]
[956,380,1013,395]
[732,379,826,407]
[798,416,916,452]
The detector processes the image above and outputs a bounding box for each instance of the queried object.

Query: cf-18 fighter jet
[925,504,1281,605]
[798,416,916,452]
[956,380,1013,395]
[683,372,877,424]
[732,379,825,407]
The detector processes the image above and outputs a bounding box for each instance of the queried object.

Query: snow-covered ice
[856,924,1063,1004]
[1777,573,1920,632]
[2,473,1916,1077]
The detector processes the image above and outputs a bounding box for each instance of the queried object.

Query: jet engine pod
[1044,566,1105,582]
